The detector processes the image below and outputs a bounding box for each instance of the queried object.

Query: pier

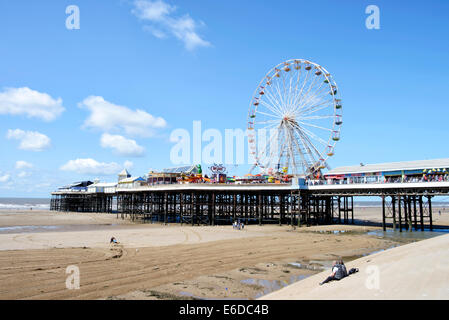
[50,180,449,231]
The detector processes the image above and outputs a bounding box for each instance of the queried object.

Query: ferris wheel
[247,59,342,177]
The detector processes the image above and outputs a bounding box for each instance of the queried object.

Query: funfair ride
[247,59,342,178]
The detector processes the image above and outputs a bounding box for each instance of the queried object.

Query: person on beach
[319,261,345,285]
[319,260,358,285]
[110,237,118,244]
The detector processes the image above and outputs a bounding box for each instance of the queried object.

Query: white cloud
[0,87,64,121]
[18,171,31,178]
[100,133,145,157]
[132,0,211,51]
[60,158,125,176]
[7,129,51,151]
[143,25,167,38]
[15,160,34,169]
[133,0,174,20]
[0,174,11,183]
[79,96,167,137]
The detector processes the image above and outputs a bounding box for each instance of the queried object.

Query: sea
[0,198,50,211]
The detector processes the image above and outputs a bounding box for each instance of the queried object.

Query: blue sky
[1,0,448,197]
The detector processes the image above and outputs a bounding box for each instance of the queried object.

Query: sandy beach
[0,208,448,300]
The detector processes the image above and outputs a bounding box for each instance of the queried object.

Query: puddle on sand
[288,260,333,271]
[367,229,449,241]
[241,275,309,298]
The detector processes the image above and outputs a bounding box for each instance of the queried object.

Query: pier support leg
[382,196,386,231]
[191,192,194,227]
[164,192,168,225]
[419,196,424,231]
[211,192,215,226]
[408,196,413,231]
[392,196,396,230]
[428,196,433,231]
[338,197,341,224]
[413,196,418,230]
[398,195,402,232]
[403,196,408,231]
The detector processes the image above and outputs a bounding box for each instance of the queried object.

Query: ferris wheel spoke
[289,65,303,110]
[294,84,326,116]
[285,74,294,113]
[296,128,322,163]
[295,123,329,147]
[270,131,287,170]
[299,99,334,117]
[298,79,326,108]
[274,80,288,114]
[297,85,330,111]
[260,124,281,132]
[297,95,331,117]
[295,129,318,165]
[287,133,299,175]
[298,121,333,132]
[255,127,280,163]
[285,124,300,173]
[281,71,289,112]
[291,132,311,173]
[257,120,280,125]
[298,128,327,161]
[296,72,319,112]
[255,109,282,119]
[263,88,286,116]
[295,69,310,112]
[258,99,283,118]
[300,115,335,120]
[285,123,309,174]
[290,125,317,164]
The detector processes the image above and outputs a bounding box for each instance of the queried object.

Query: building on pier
[87,182,117,193]
[147,165,201,185]
[117,176,146,189]
[118,168,131,182]
[324,158,449,185]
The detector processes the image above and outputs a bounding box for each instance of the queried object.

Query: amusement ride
[247,59,342,179]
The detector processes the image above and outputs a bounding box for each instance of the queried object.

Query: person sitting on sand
[319,260,358,285]
[110,237,118,244]
[319,260,346,285]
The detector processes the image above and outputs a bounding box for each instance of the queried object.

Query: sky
[0,0,448,197]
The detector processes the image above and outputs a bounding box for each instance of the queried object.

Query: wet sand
[0,208,445,300]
